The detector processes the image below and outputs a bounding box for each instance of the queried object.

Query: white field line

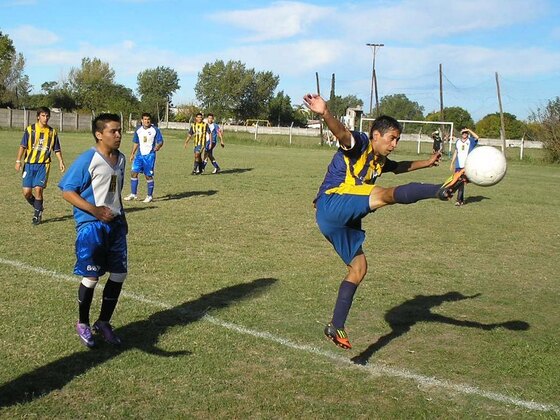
[1,257,559,415]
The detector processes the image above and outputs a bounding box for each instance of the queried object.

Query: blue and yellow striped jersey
[20,123,61,164]
[315,131,398,201]
[189,122,210,147]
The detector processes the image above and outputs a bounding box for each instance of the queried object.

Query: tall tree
[327,94,363,118]
[137,66,180,120]
[195,60,278,120]
[528,97,560,162]
[68,57,116,111]
[476,112,526,139]
[426,106,474,135]
[378,94,424,121]
[0,31,31,107]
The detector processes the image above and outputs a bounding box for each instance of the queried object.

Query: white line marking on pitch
[1,257,558,415]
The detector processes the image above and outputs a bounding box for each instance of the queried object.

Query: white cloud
[9,25,59,47]
[211,1,334,42]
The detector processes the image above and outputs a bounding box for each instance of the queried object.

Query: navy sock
[26,196,35,206]
[393,183,440,204]
[33,199,43,212]
[332,280,358,329]
[99,279,123,322]
[78,284,95,325]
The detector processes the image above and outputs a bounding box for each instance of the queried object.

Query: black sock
[26,196,35,206]
[99,279,123,322]
[33,199,43,214]
[78,283,95,325]
[332,280,358,329]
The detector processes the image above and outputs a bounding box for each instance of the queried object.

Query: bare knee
[369,186,396,210]
[346,254,368,284]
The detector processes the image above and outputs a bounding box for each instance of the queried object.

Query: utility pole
[439,63,446,151]
[366,43,384,116]
[495,72,506,155]
[316,71,324,146]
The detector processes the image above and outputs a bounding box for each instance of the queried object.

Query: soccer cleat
[324,323,352,349]
[455,201,464,207]
[32,211,43,225]
[212,167,220,174]
[93,320,122,345]
[143,195,153,203]
[437,170,467,200]
[76,322,95,348]
[124,194,137,201]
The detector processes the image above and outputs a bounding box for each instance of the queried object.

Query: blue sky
[1,0,559,121]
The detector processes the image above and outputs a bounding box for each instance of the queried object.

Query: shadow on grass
[212,167,253,175]
[41,214,74,224]
[464,195,490,204]
[351,291,529,365]
[158,190,218,201]
[0,277,277,408]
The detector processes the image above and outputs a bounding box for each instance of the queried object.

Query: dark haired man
[59,113,128,348]
[15,107,66,224]
[303,93,465,349]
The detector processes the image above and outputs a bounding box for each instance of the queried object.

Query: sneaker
[124,194,137,201]
[454,201,464,207]
[93,320,122,345]
[143,195,153,203]
[437,170,467,200]
[212,167,221,174]
[324,323,352,349]
[76,322,95,348]
[32,211,43,225]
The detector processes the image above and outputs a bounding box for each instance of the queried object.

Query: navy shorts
[315,193,372,265]
[22,163,50,188]
[205,141,217,152]
[74,218,128,278]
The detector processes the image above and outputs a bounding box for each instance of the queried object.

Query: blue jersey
[59,147,126,228]
[132,124,163,156]
[454,136,478,170]
[208,123,221,143]
[315,131,398,201]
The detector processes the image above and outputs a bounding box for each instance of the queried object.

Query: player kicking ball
[303,93,466,350]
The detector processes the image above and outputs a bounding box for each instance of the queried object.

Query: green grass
[0,129,559,418]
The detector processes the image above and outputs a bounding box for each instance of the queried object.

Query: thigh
[74,221,109,277]
[131,154,145,174]
[106,221,128,273]
[143,154,156,177]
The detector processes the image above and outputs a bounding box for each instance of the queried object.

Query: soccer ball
[464,146,507,187]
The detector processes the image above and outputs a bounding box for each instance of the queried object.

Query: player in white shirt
[450,128,479,206]
[124,113,163,203]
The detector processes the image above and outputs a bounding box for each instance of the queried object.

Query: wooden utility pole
[495,72,507,154]
[439,63,445,149]
[330,73,335,101]
[316,72,324,146]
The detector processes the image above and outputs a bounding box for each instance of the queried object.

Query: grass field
[0,128,559,418]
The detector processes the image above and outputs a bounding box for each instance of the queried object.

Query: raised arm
[303,93,352,148]
[392,152,441,174]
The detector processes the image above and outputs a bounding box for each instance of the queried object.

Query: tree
[195,60,278,121]
[327,94,363,119]
[268,91,294,126]
[476,112,526,139]
[528,97,560,162]
[69,57,116,111]
[426,106,474,135]
[137,66,180,120]
[378,94,424,121]
[0,31,31,107]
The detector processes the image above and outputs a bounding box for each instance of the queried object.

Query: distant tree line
[1,30,559,160]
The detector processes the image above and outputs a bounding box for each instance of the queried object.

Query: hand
[429,152,441,167]
[59,162,66,173]
[93,206,116,223]
[220,143,225,148]
[15,161,21,172]
[303,93,327,116]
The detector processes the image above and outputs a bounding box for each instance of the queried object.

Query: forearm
[62,190,97,215]
[393,159,432,173]
[16,146,25,162]
[322,108,352,147]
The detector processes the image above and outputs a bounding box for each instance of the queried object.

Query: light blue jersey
[59,147,126,228]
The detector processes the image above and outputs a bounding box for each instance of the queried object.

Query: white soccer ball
[464,146,507,187]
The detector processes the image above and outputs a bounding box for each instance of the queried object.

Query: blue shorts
[205,141,217,152]
[22,163,50,188]
[315,193,372,265]
[131,153,156,176]
[194,145,203,153]
[74,218,128,278]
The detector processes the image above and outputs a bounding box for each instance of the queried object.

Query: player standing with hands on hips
[59,113,128,348]
[124,112,164,203]
[15,107,66,225]
[303,93,467,349]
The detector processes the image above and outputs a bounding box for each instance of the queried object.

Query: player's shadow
[124,206,158,213]
[213,168,253,175]
[41,214,74,224]
[464,195,490,204]
[0,277,277,408]
[159,190,218,201]
[351,291,529,366]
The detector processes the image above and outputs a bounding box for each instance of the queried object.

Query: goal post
[360,117,454,156]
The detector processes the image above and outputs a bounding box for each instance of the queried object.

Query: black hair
[141,112,152,119]
[92,113,121,142]
[369,115,402,139]
[36,107,51,118]
[207,113,214,118]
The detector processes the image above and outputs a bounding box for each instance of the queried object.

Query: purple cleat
[93,320,122,345]
[76,322,95,348]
